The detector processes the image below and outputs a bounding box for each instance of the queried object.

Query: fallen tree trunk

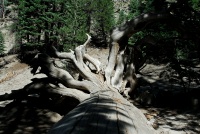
[2,14,174,133]
[48,90,155,134]
[25,33,156,134]
[2,11,200,134]
[2,13,172,134]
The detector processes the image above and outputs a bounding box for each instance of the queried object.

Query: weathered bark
[105,42,120,86]
[22,35,154,134]
[2,11,200,133]
[27,33,156,133]
[105,13,170,96]
[111,49,126,90]
[24,78,90,102]
[48,90,155,134]
[110,13,170,43]
[1,14,167,134]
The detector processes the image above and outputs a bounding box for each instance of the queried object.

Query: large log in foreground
[48,90,155,134]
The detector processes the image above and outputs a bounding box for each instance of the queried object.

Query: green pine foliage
[0,32,5,55]
[85,0,115,47]
[17,0,86,51]
[117,11,127,25]
[17,0,115,52]
[190,0,200,11]
[59,0,89,50]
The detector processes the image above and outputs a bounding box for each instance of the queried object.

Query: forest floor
[0,47,200,134]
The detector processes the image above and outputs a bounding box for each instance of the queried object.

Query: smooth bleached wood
[48,90,155,134]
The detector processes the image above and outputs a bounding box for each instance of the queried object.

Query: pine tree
[17,0,44,46]
[88,0,115,47]
[0,32,4,55]
[17,0,89,51]
[17,0,115,51]
[57,0,88,50]
[117,11,126,25]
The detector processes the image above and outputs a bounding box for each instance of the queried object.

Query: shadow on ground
[135,77,200,110]
[0,94,79,134]
[132,68,200,133]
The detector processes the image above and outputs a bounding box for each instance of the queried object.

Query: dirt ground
[0,47,200,134]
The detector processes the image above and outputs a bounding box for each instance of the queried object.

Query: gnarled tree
[32,33,155,134]
[1,13,177,134]
[37,13,172,134]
